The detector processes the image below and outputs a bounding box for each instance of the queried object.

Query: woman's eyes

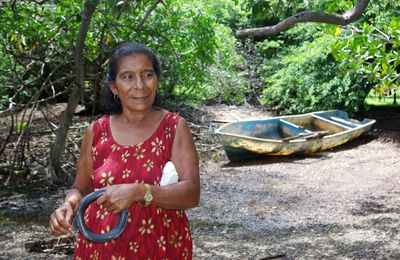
[143,72,154,78]
[121,72,154,80]
[123,74,133,80]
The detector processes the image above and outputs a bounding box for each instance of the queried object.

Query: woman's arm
[150,117,200,209]
[49,124,94,236]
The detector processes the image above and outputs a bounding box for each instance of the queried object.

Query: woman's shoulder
[90,115,110,134]
[159,109,180,120]
[92,115,110,125]
[158,109,182,127]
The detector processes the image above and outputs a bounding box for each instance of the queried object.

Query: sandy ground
[0,105,399,259]
[190,134,400,259]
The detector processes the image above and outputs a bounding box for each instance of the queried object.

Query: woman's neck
[117,107,155,125]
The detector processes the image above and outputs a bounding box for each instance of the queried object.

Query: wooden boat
[215,110,376,162]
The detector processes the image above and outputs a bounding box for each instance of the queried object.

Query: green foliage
[148,1,218,101]
[244,0,323,26]
[261,35,370,114]
[15,121,28,131]
[199,24,247,104]
[329,0,400,105]
[138,0,247,104]
[0,0,248,110]
[3,0,396,114]
[0,0,82,108]
[200,0,251,28]
[255,0,399,114]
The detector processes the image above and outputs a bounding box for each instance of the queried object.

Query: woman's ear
[109,82,118,96]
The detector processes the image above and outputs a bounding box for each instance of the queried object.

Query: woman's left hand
[96,184,144,215]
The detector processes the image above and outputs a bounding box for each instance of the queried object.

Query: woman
[49,42,200,259]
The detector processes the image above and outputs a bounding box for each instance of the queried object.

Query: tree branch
[348,24,393,44]
[137,0,163,30]
[235,0,370,38]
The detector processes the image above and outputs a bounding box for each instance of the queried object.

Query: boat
[215,110,376,162]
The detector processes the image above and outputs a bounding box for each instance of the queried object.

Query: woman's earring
[114,94,118,100]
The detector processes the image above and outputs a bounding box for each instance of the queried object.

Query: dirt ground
[0,104,399,259]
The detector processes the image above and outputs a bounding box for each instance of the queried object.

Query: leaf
[106,34,112,43]
[18,44,24,53]
[16,121,28,131]
[334,27,341,36]
[382,62,387,72]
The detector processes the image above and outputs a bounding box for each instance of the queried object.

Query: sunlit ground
[364,90,400,108]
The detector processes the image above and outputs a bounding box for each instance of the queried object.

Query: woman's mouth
[131,96,148,102]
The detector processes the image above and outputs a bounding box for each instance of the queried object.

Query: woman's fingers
[96,191,117,212]
[50,211,70,236]
[96,192,108,206]
[63,203,74,225]
[95,187,127,214]
[101,200,119,215]
[50,221,68,236]
[50,215,61,236]
[110,206,121,215]
[102,202,122,215]
[49,202,76,237]
[55,207,72,230]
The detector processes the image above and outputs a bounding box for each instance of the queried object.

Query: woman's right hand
[49,202,74,237]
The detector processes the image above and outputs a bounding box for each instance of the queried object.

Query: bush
[261,35,370,115]
[0,0,248,110]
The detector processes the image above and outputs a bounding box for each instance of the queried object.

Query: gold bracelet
[142,184,153,208]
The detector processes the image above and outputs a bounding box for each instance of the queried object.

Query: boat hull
[215,110,375,162]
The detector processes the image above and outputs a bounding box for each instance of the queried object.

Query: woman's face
[110,54,158,113]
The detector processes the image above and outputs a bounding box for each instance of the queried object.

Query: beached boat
[215,110,376,162]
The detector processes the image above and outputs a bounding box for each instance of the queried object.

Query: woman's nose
[134,76,145,90]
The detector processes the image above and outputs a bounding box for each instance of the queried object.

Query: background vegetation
[1,0,399,112]
[0,0,399,184]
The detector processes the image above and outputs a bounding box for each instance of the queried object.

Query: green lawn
[364,91,400,108]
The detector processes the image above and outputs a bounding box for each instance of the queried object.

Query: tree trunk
[49,0,99,184]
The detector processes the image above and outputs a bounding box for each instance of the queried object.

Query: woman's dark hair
[102,42,162,114]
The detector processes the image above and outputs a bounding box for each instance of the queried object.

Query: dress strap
[91,116,109,148]
[165,112,181,141]
[157,112,181,161]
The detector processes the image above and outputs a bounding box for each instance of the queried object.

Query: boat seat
[328,116,361,128]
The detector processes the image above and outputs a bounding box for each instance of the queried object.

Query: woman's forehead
[118,54,154,71]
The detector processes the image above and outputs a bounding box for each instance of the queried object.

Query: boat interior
[218,110,370,141]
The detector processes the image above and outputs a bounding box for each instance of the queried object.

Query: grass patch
[364,91,400,108]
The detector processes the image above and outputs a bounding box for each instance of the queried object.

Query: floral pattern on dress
[99,171,114,186]
[74,112,193,260]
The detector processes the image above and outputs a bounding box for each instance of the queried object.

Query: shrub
[261,35,370,115]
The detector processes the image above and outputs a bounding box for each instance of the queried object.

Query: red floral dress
[74,112,192,260]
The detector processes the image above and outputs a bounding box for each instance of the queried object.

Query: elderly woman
[50,42,200,259]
